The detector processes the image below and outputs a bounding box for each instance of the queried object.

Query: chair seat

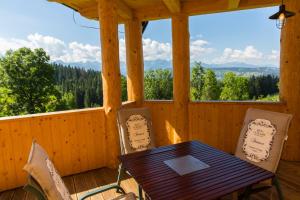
[112,192,136,200]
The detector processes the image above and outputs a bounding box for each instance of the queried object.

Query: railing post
[280,0,300,161]
[125,17,144,106]
[98,0,122,168]
[172,13,190,143]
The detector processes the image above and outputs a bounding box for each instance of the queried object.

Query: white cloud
[142,38,172,61]
[119,39,126,62]
[0,34,279,66]
[222,46,262,60]
[213,45,279,65]
[59,42,101,63]
[0,34,173,63]
[0,33,101,63]
[190,39,214,61]
[27,33,67,59]
[267,50,279,61]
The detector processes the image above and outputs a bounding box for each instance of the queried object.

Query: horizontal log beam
[50,0,281,23]
[73,0,133,21]
[136,0,281,21]
[116,0,133,20]
[163,0,181,13]
[228,0,240,9]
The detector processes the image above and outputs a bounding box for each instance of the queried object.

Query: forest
[0,48,279,117]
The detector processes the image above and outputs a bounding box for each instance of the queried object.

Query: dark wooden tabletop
[119,141,274,200]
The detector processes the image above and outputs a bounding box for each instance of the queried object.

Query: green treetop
[201,69,220,100]
[190,62,205,101]
[220,72,249,100]
[0,48,60,115]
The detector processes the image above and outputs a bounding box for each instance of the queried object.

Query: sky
[0,0,281,67]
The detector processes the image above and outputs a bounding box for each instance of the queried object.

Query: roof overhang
[48,0,281,23]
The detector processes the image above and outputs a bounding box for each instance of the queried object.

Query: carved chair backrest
[235,108,292,173]
[117,107,155,154]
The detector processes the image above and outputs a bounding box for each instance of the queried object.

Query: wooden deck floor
[0,161,299,200]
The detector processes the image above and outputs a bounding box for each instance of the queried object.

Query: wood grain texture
[0,108,106,192]
[135,0,281,21]
[172,14,190,143]
[125,18,144,106]
[98,0,122,168]
[144,101,293,159]
[280,0,300,161]
[228,0,240,9]
[143,101,175,147]
[163,0,181,13]
[1,160,299,199]
[188,102,286,155]
[120,141,275,200]
[49,0,281,22]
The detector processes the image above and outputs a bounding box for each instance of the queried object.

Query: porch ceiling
[48,0,281,22]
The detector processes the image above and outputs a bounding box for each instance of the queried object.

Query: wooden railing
[144,100,289,156]
[0,108,107,191]
[0,100,297,192]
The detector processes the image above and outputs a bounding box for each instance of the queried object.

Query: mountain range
[53,60,279,78]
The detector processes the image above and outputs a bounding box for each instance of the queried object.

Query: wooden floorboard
[0,160,299,200]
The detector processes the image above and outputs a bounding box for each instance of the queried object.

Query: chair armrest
[79,184,126,200]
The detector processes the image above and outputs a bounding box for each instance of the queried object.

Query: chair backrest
[23,141,72,200]
[235,108,292,173]
[117,107,155,154]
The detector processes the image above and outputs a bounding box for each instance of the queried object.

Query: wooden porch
[0,160,299,200]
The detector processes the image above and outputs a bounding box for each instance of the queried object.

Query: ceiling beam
[162,0,181,13]
[136,0,281,21]
[228,0,240,9]
[79,0,133,21]
[49,0,281,23]
[116,0,133,20]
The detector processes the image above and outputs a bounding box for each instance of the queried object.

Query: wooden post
[125,18,144,106]
[172,14,190,143]
[280,0,300,161]
[98,0,122,167]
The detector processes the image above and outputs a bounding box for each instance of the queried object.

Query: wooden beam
[136,0,281,21]
[228,0,240,9]
[116,0,133,20]
[280,0,300,161]
[172,14,190,143]
[50,0,281,23]
[125,18,144,106]
[163,0,181,13]
[80,0,133,21]
[98,0,122,168]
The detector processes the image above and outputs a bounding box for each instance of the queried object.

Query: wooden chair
[116,107,156,199]
[235,108,292,200]
[23,141,135,200]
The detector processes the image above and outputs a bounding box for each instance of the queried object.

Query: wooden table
[119,141,274,200]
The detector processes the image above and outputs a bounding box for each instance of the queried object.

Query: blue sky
[0,0,280,66]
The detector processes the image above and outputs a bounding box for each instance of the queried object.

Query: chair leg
[138,185,143,200]
[238,186,252,200]
[273,176,284,200]
[116,163,125,193]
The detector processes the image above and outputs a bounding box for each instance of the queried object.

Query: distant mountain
[53,60,102,71]
[53,60,279,78]
[201,62,277,69]
[210,67,279,79]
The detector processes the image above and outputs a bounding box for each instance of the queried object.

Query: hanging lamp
[269,0,295,29]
